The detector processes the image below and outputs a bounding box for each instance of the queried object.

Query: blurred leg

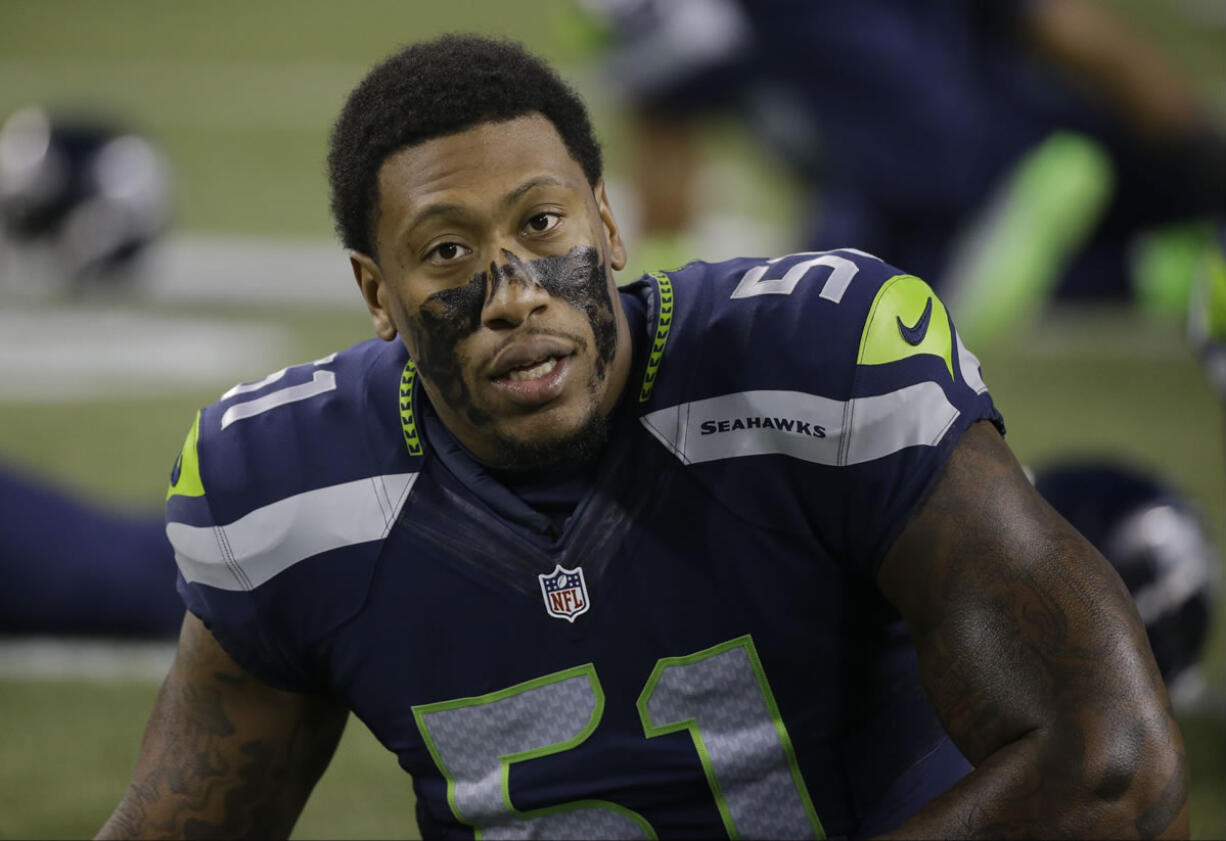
[0,463,182,637]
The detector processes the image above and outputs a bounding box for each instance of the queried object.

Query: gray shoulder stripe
[169,472,418,591]
[955,331,989,395]
[640,385,958,467]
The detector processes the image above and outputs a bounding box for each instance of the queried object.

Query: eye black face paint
[402,245,619,449]
[512,246,618,382]
[406,271,491,427]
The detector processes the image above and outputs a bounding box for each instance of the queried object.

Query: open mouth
[490,351,573,407]
[486,335,578,406]
[502,356,559,382]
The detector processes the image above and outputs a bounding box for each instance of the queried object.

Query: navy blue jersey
[167,249,1003,839]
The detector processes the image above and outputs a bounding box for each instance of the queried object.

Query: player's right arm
[96,612,348,841]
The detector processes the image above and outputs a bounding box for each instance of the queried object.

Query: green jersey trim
[166,410,205,500]
[400,357,423,457]
[639,271,674,403]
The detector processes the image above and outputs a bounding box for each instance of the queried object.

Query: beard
[486,403,612,470]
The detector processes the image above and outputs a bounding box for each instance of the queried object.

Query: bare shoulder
[96,613,348,840]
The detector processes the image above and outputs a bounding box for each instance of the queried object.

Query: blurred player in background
[0,106,180,637]
[0,460,181,637]
[581,0,1226,346]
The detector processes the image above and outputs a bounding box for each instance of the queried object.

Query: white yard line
[0,306,293,401]
[0,637,175,682]
[142,234,357,306]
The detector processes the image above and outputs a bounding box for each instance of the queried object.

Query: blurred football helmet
[0,105,172,296]
[1034,460,1217,705]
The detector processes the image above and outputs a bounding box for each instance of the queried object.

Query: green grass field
[0,2,1223,839]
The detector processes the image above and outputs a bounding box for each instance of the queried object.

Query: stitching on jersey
[390,472,417,520]
[680,400,691,456]
[371,475,393,531]
[639,412,690,465]
[213,524,252,591]
[930,402,960,447]
[838,395,855,467]
[223,527,252,591]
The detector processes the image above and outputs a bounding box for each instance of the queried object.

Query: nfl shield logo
[538,564,590,622]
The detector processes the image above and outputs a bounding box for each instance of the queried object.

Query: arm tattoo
[878,423,1188,839]
[98,618,346,840]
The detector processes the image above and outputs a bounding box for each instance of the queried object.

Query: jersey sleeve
[165,408,319,693]
[828,261,1004,575]
[638,250,1004,579]
[162,342,414,694]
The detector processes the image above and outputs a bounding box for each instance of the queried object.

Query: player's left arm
[875,421,1189,839]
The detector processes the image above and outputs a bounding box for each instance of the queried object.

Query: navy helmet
[1034,460,1217,705]
[0,106,172,293]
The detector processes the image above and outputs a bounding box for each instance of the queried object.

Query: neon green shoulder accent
[400,357,423,457]
[638,271,674,403]
[857,274,954,378]
[166,410,205,500]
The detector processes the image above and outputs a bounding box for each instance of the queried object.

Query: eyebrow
[406,175,569,232]
[498,175,568,210]
[406,201,474,232]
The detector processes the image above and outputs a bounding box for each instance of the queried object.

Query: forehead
[376,114,589,227]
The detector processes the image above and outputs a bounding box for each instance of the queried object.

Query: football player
[98,35,1187,839]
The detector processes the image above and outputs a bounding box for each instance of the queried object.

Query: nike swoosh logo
[897,296,933,346]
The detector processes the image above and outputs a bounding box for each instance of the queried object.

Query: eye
[523,212,561,235]
[426,241,472,265]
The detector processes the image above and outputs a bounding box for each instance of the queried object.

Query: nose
[481,250,551,330]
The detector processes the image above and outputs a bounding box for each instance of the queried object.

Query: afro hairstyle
[327,34,603,258]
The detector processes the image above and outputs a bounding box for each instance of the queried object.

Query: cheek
[532,247,618,374]
[404,273,487,382]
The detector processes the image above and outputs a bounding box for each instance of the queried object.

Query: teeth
[507,357,558,382]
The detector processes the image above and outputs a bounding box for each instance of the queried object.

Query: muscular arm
[876,421,1188,839]
[96,612,349,840]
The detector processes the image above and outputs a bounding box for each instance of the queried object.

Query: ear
[594,179,627,272]
[350,251,398,341]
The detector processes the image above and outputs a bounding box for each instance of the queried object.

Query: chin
[490,410,611,470]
